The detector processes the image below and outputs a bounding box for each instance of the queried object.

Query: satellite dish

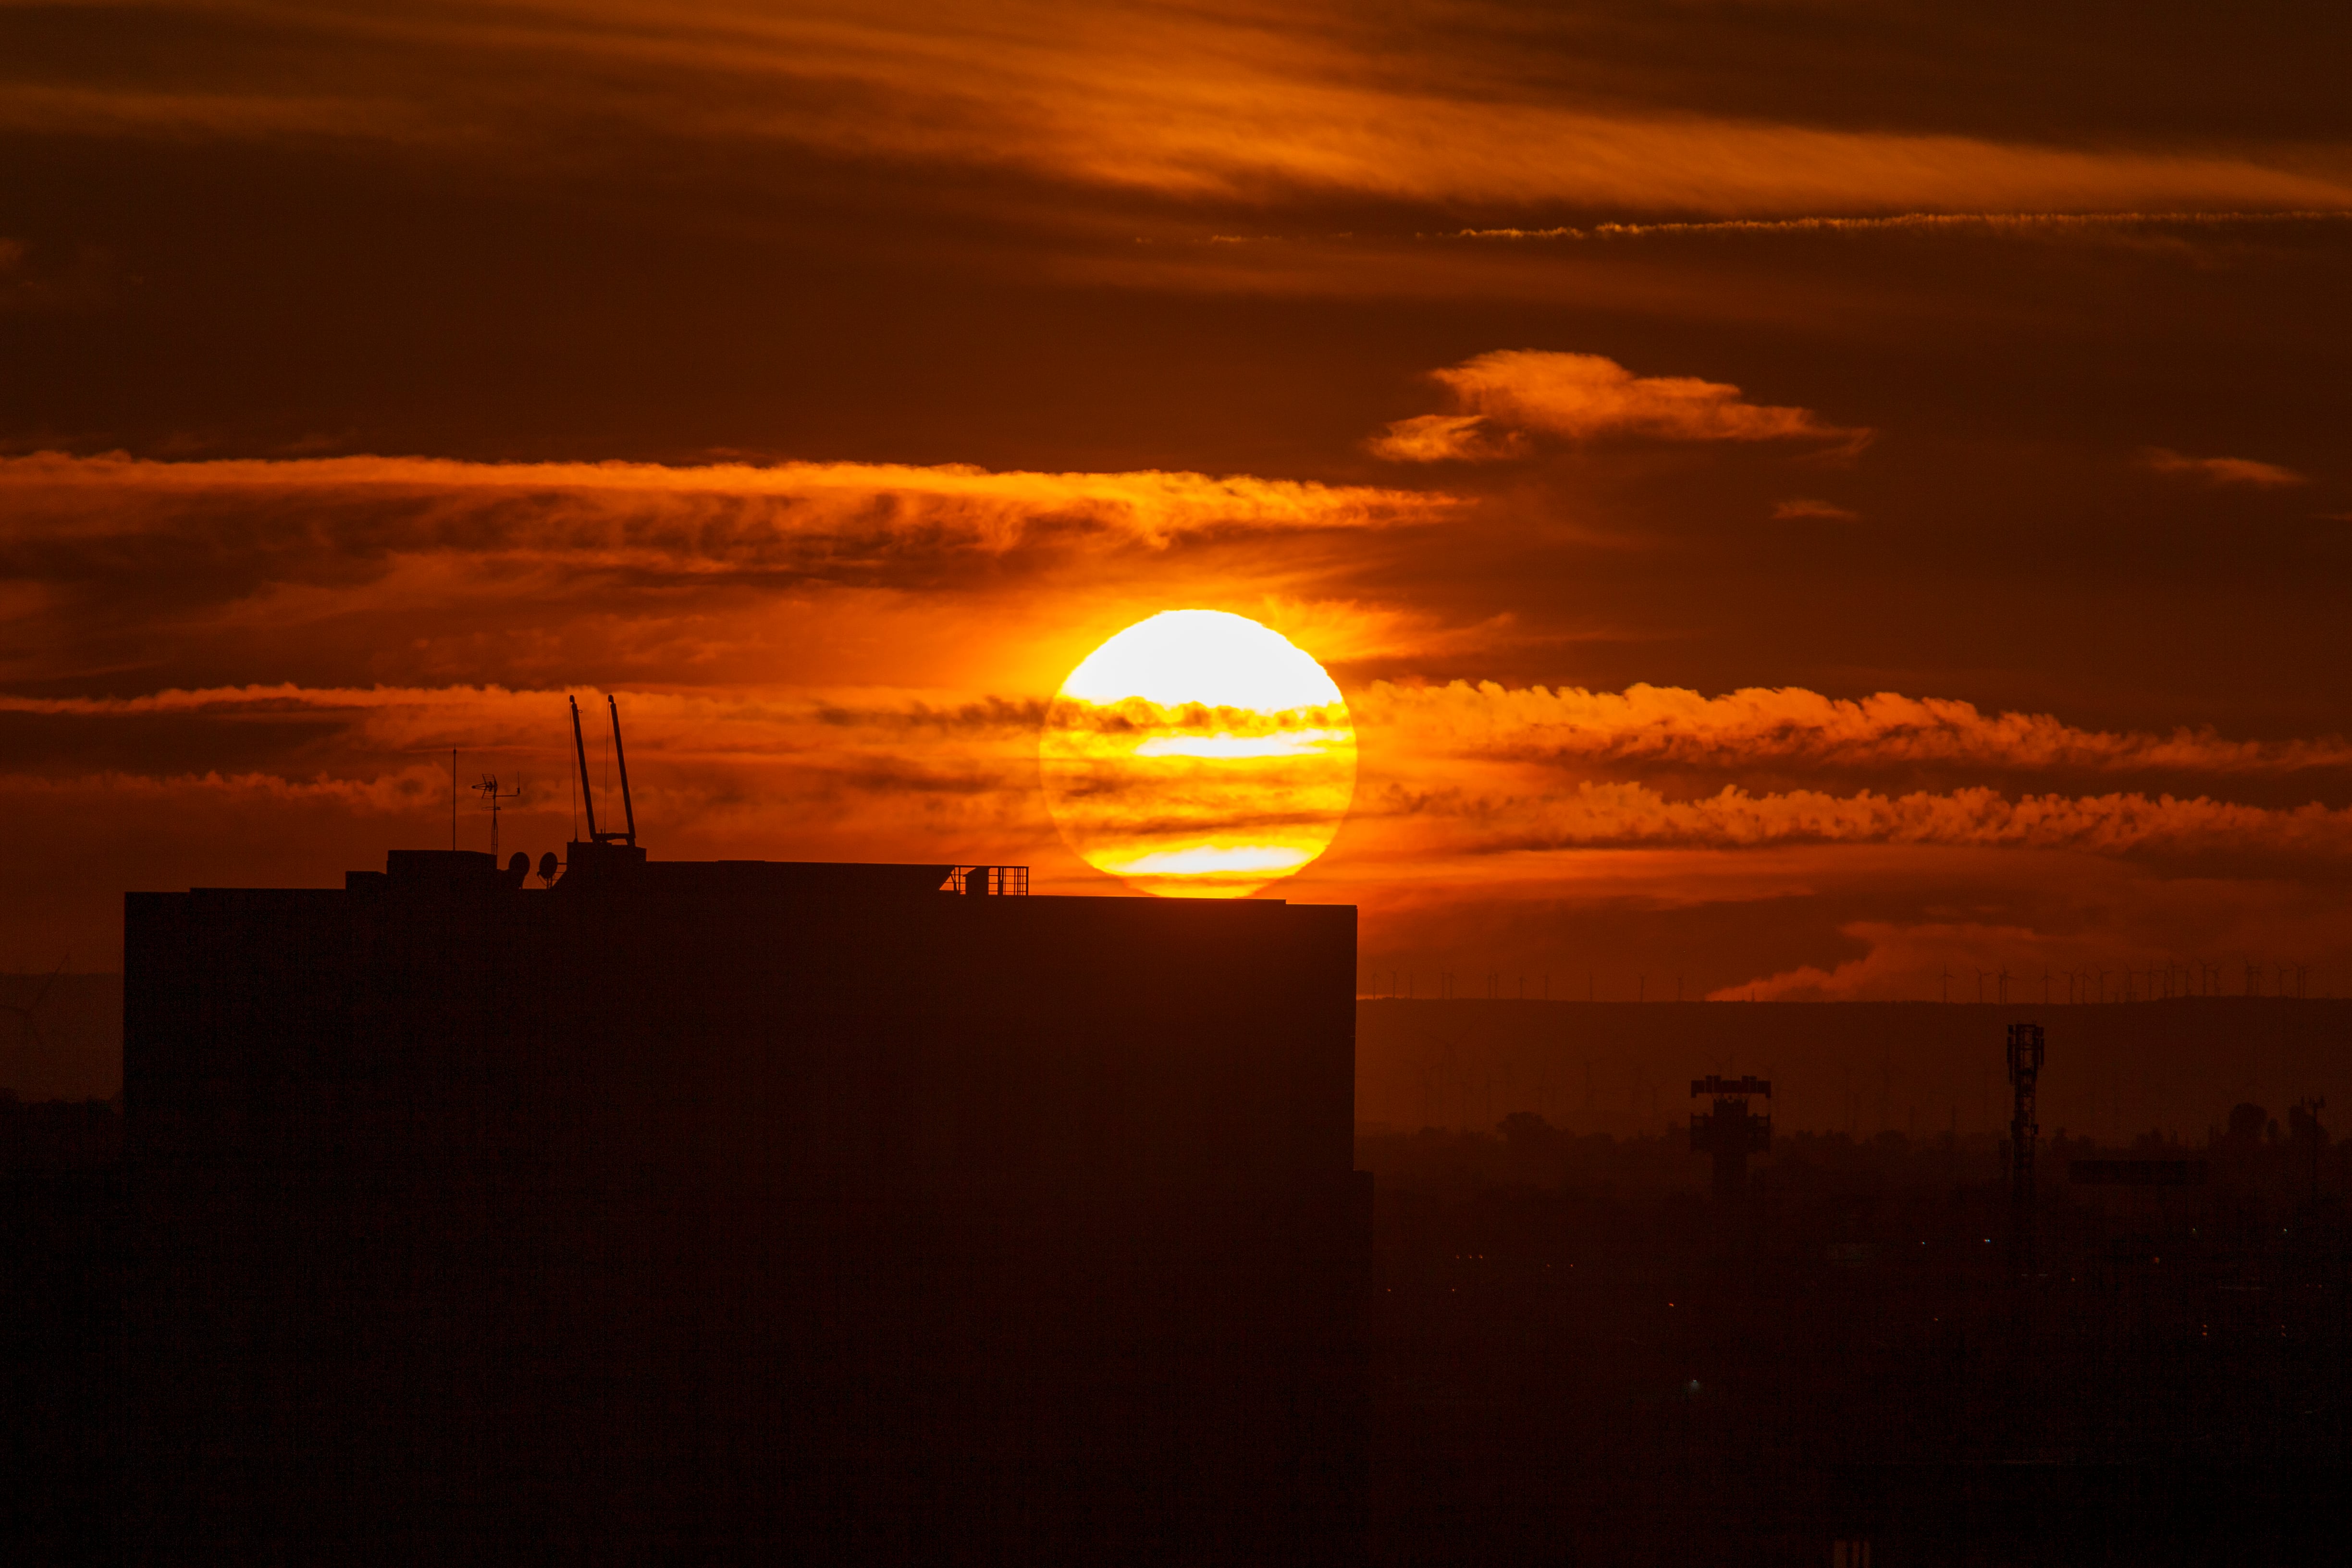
[537,851,560,885]
[507,851,530,877]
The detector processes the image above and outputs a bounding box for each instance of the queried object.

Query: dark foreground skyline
[10,1034,2346,1563]
[0,835,2342,1562]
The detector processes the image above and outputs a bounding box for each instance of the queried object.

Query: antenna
[607,695,638,847]
[471,774,523,860]
[569,696,601,842]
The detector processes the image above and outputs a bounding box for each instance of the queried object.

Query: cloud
[15,681,2348,897]
[1712,898,2341,1003]
[0,451,1449,558]
[0,453,1460,688]
[1354,778,2352,863]
[1444,210,2352,244]
[1354,680,2352,779]
[1367,352,1869,462]
[1771,498,1859,521]
[1361,414,1520,464]
[8,672,2352,972]
[18,6,2352,219]
[2140,447,2307,487]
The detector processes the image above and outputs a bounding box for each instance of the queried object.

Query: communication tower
[1689,1074,1771,1196]
[2006,1022,2044,1279]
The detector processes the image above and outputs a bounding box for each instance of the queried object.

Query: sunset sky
[5,1,2350,998]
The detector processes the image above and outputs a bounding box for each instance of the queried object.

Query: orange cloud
[1447,210,2352,244]
[1712,898,2342,1003]
[0,451,1451,556]
[1355,681,2352,778]
[26,5,2351,218]
[1771,498,1860,521]
[1367,352,1869,461]
[8,673,2352,974]
[0,453,1461,690]
[2140,447,2307,487]
[14,677,2347,894]
[1351,778,2352,863]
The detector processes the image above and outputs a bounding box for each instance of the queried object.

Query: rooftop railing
[943,865,1029,896]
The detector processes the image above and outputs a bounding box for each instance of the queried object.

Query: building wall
[123,854,1365,1563]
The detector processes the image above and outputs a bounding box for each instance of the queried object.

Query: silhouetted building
[123,843,1365,1563]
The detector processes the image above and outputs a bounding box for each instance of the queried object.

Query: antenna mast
[607,694,638,847]
[569,696,601,842]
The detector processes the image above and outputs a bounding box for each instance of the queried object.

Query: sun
[1040,610,1357,898]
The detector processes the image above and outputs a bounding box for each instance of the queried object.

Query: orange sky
[4,1,2349,999]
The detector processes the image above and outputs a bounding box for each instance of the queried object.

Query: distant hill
[0,971,121,1101]
[1358,997,2352,1143]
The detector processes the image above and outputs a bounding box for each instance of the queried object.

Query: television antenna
[471,774,522,861]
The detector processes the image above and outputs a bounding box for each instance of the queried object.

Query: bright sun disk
[1040,610,1356,898]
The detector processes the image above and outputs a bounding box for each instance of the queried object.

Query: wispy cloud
[1355,776,2352,862]
[0,453,1465,693]
[14,5,2351,217]
[9,672,2351,972]
[0,451,1451,555]
[2140,447,2308,487]
[1442,210,2352,243]
[1771,498,1859,521]
[1356,680,2352,777]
